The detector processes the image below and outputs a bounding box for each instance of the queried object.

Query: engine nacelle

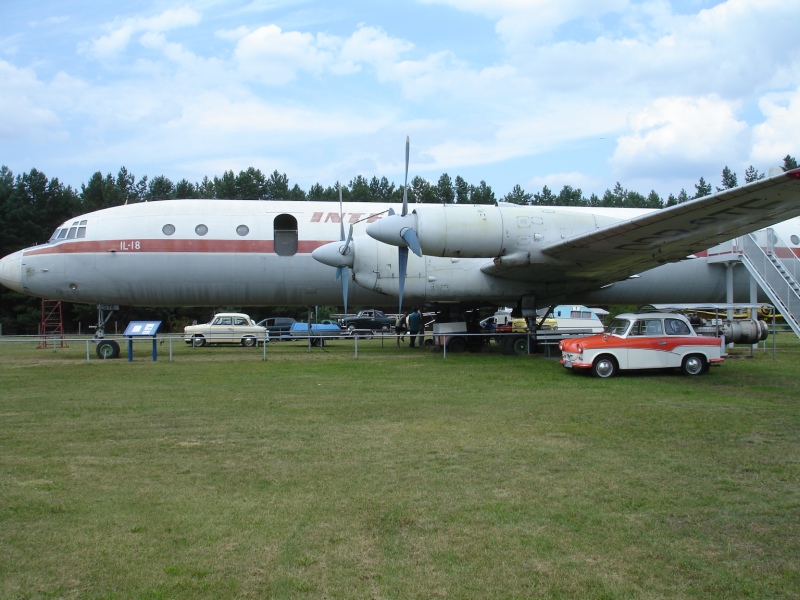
[693,319,769,344]
[414,205,505,257]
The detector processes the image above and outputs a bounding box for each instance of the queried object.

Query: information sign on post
[123,321,162,362]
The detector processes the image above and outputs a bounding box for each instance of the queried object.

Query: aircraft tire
[96,339,120,359]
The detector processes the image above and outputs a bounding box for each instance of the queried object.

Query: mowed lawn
[1,337,799,598]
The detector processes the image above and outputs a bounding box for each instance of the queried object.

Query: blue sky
[2,0,799,200]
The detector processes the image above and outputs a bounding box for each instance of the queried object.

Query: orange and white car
[559,312,724,378]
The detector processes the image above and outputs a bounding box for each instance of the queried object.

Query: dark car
[258,317,298,339]
[337,309,395,334]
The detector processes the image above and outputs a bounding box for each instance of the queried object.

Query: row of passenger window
[162,224,250,237]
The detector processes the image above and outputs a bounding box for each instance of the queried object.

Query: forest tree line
[0,155,797,334]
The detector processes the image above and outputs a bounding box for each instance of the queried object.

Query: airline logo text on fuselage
[310,212,384,224]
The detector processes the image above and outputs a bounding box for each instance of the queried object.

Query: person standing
[407,307,422,348]
[395,311,408,346]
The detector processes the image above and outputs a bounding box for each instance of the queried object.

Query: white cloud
[610,95,747,179]
[234,25,335,84]
[82,7,202,61]
[0,60,65,142]
[421,0,629,45]
[527,171,599,195]
[3,0,800,198]
[338,25,413,74]
[751,89,800,164]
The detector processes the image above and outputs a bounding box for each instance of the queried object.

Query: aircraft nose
[0,250,24,293]
[311,241,354,269]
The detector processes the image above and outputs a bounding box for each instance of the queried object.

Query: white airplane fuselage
[1,199,799,309]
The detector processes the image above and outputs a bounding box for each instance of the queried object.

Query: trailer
[288,321,343,346]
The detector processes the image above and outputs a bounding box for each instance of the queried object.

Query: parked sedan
[559,312,724,378]
[184,312,267,347]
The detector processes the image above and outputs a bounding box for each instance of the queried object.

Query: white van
[538,305,605,333]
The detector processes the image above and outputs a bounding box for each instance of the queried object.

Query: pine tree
[693,177,712,199]
[744,165,764,183]
[717,166,737,191]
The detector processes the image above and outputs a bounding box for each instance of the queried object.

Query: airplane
[1,147,800,342]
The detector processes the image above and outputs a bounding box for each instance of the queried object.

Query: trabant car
[184,312,267,347]
[559,312,724,378]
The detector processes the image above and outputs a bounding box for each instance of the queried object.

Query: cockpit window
[51,220,88,242]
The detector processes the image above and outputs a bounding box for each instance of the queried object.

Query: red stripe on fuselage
[24,239,330,256]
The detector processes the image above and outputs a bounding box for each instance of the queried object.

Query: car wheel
[591,355,618,378]
[347,325,357,336]
[241,336,256,347]
[511,335,530,355]
[96,339,120,359]
[681,354,705,376]
[192,335,206,347]
[447,337,467,353]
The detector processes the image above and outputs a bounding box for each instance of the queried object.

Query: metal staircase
[738,229,800,338]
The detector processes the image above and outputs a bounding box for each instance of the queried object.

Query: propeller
[314,139,422,314]
[336,182,351,314]
[396,136,422,313]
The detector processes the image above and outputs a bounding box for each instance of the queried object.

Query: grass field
[1,335,799,598]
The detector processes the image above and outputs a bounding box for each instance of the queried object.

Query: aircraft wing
[539,168,800,283]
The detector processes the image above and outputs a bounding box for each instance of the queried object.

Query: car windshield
[605,318,630,335]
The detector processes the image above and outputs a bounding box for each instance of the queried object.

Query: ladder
[37,299,69,349]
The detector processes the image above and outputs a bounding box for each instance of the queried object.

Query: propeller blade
[398,246,408,313]
[401,226,422,257]
[337,182,350,313]
[399,136,412,313]
[338,182,345,242]
[402,136,409,216]
[341,266,349,315]
[344,224,353,251]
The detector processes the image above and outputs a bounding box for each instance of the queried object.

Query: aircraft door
[274,214,298,256]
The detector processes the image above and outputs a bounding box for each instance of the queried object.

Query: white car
[559,312,724,377]
[184,313,268,347]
